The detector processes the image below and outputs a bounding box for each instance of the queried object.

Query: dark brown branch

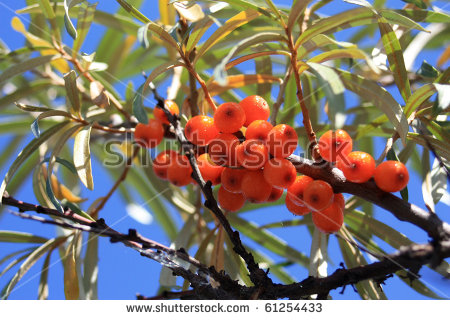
[273,241,450,299]
[287,155,450,242]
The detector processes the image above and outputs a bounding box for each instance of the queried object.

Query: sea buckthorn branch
[4,199,245,299]
[271,65,292,126]
[287,154,450,242]
[273,240,450,299]
[150,85,273,288]
[5,198,450,300]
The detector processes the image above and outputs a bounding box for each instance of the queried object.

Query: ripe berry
[152,149,178,180]
[239,95,270,126]
[221,168,246,193]
[184,115,219,146]
[197,153,224,185]
[241,170,272,203]
[337,151,375,183]
[167,154,192,187]
[214,102,246,133]
[318,129,353,162]
[334,193,345,210]
[285,196,311,216]
[236,139,269,170]
[218,186,246,212]
[134,120,164,149]
[263,158,297,189]
[304,180,334,211]
[245,120,273,143]
[267,124,298,158]
[312,202,344,233]
[286,175,314,206]
[153,100,179,124]
[267,187,283,202]
[374,160,409,192]
[208,133,239,167]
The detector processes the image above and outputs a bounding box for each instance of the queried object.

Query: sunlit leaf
[0,231,48,244]
[73,124,94,190]
[63,234,80,300]
[64,70,81,116]
[287,0,312,31]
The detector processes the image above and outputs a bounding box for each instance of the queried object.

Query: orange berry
[214,102,246,133]
[134,119,164,149]
[374,160,409,192]
[167,154,192,187]
[318,129,353,162]
[208,133,239,167]
[337,151,375,183]
[153,100,179,124]
[236,139,269,170]
[263,158,297,188]
[241,170,272,203]
[245,120,273,143]
[286,175,314,206]
[184,115,219,146]
[267,124,298,158]
[152,149,178,180]
[197,153,224,185]
[267,187,283,202]
[221,168,246,193]
[334,193,345,210]
[218,186,246,212]
[239,95,270,126]
[285,196,311,216]
[304,180,334,211]
[312,202,344,233]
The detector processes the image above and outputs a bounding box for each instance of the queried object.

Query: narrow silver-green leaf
[132,83,148,124]
[287,0,312,31]
[0,231,48,244]
[83,233,98,300]
[73,124,94,190]
[37,251,52,300]
[308,63,346,129]
[64,70,81,116]
[0,121,69,201]
[1,236,67,300]
[64,0,84,39]
[0,55,58,85]
[72,2,97,55]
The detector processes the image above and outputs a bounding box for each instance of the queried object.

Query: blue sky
[0,0,449,300]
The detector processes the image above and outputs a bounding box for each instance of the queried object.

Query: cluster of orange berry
[134,96,410,234]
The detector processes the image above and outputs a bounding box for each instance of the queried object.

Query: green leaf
[186,16,214,52]
[309,228,328,278]
[392,9,450,24]
[0,231,48,244]
[83,233,98,300]
[378,15,411,103]
[132,83,148,124]
[0,248,37,268]
[0,81,53,110]
[431,83,450,117]
[64,0,84,39]
[1,236,68,300]
[395,270,444,299]
[31,110,72,138]
[194,8,262,64]
[64,70,81,116]
[298,34,356,59]
[228,215,309,267]
[401,0,427,9]
[0,121,69,201]
[116,0,151,23]
[0,252,32,280]
[213,32,287,86]
[404,83,439,117]
[63,234,80,300]
[73,124,94,190]
[287,0,312,31]
[137,24,150,49]
[0,55,59,85]
[416,60,439,79]
[338,226,387,299]
[37,251,52,300]
[307,63,346,129]
[336,69,409,145]
[72,2,97,55]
